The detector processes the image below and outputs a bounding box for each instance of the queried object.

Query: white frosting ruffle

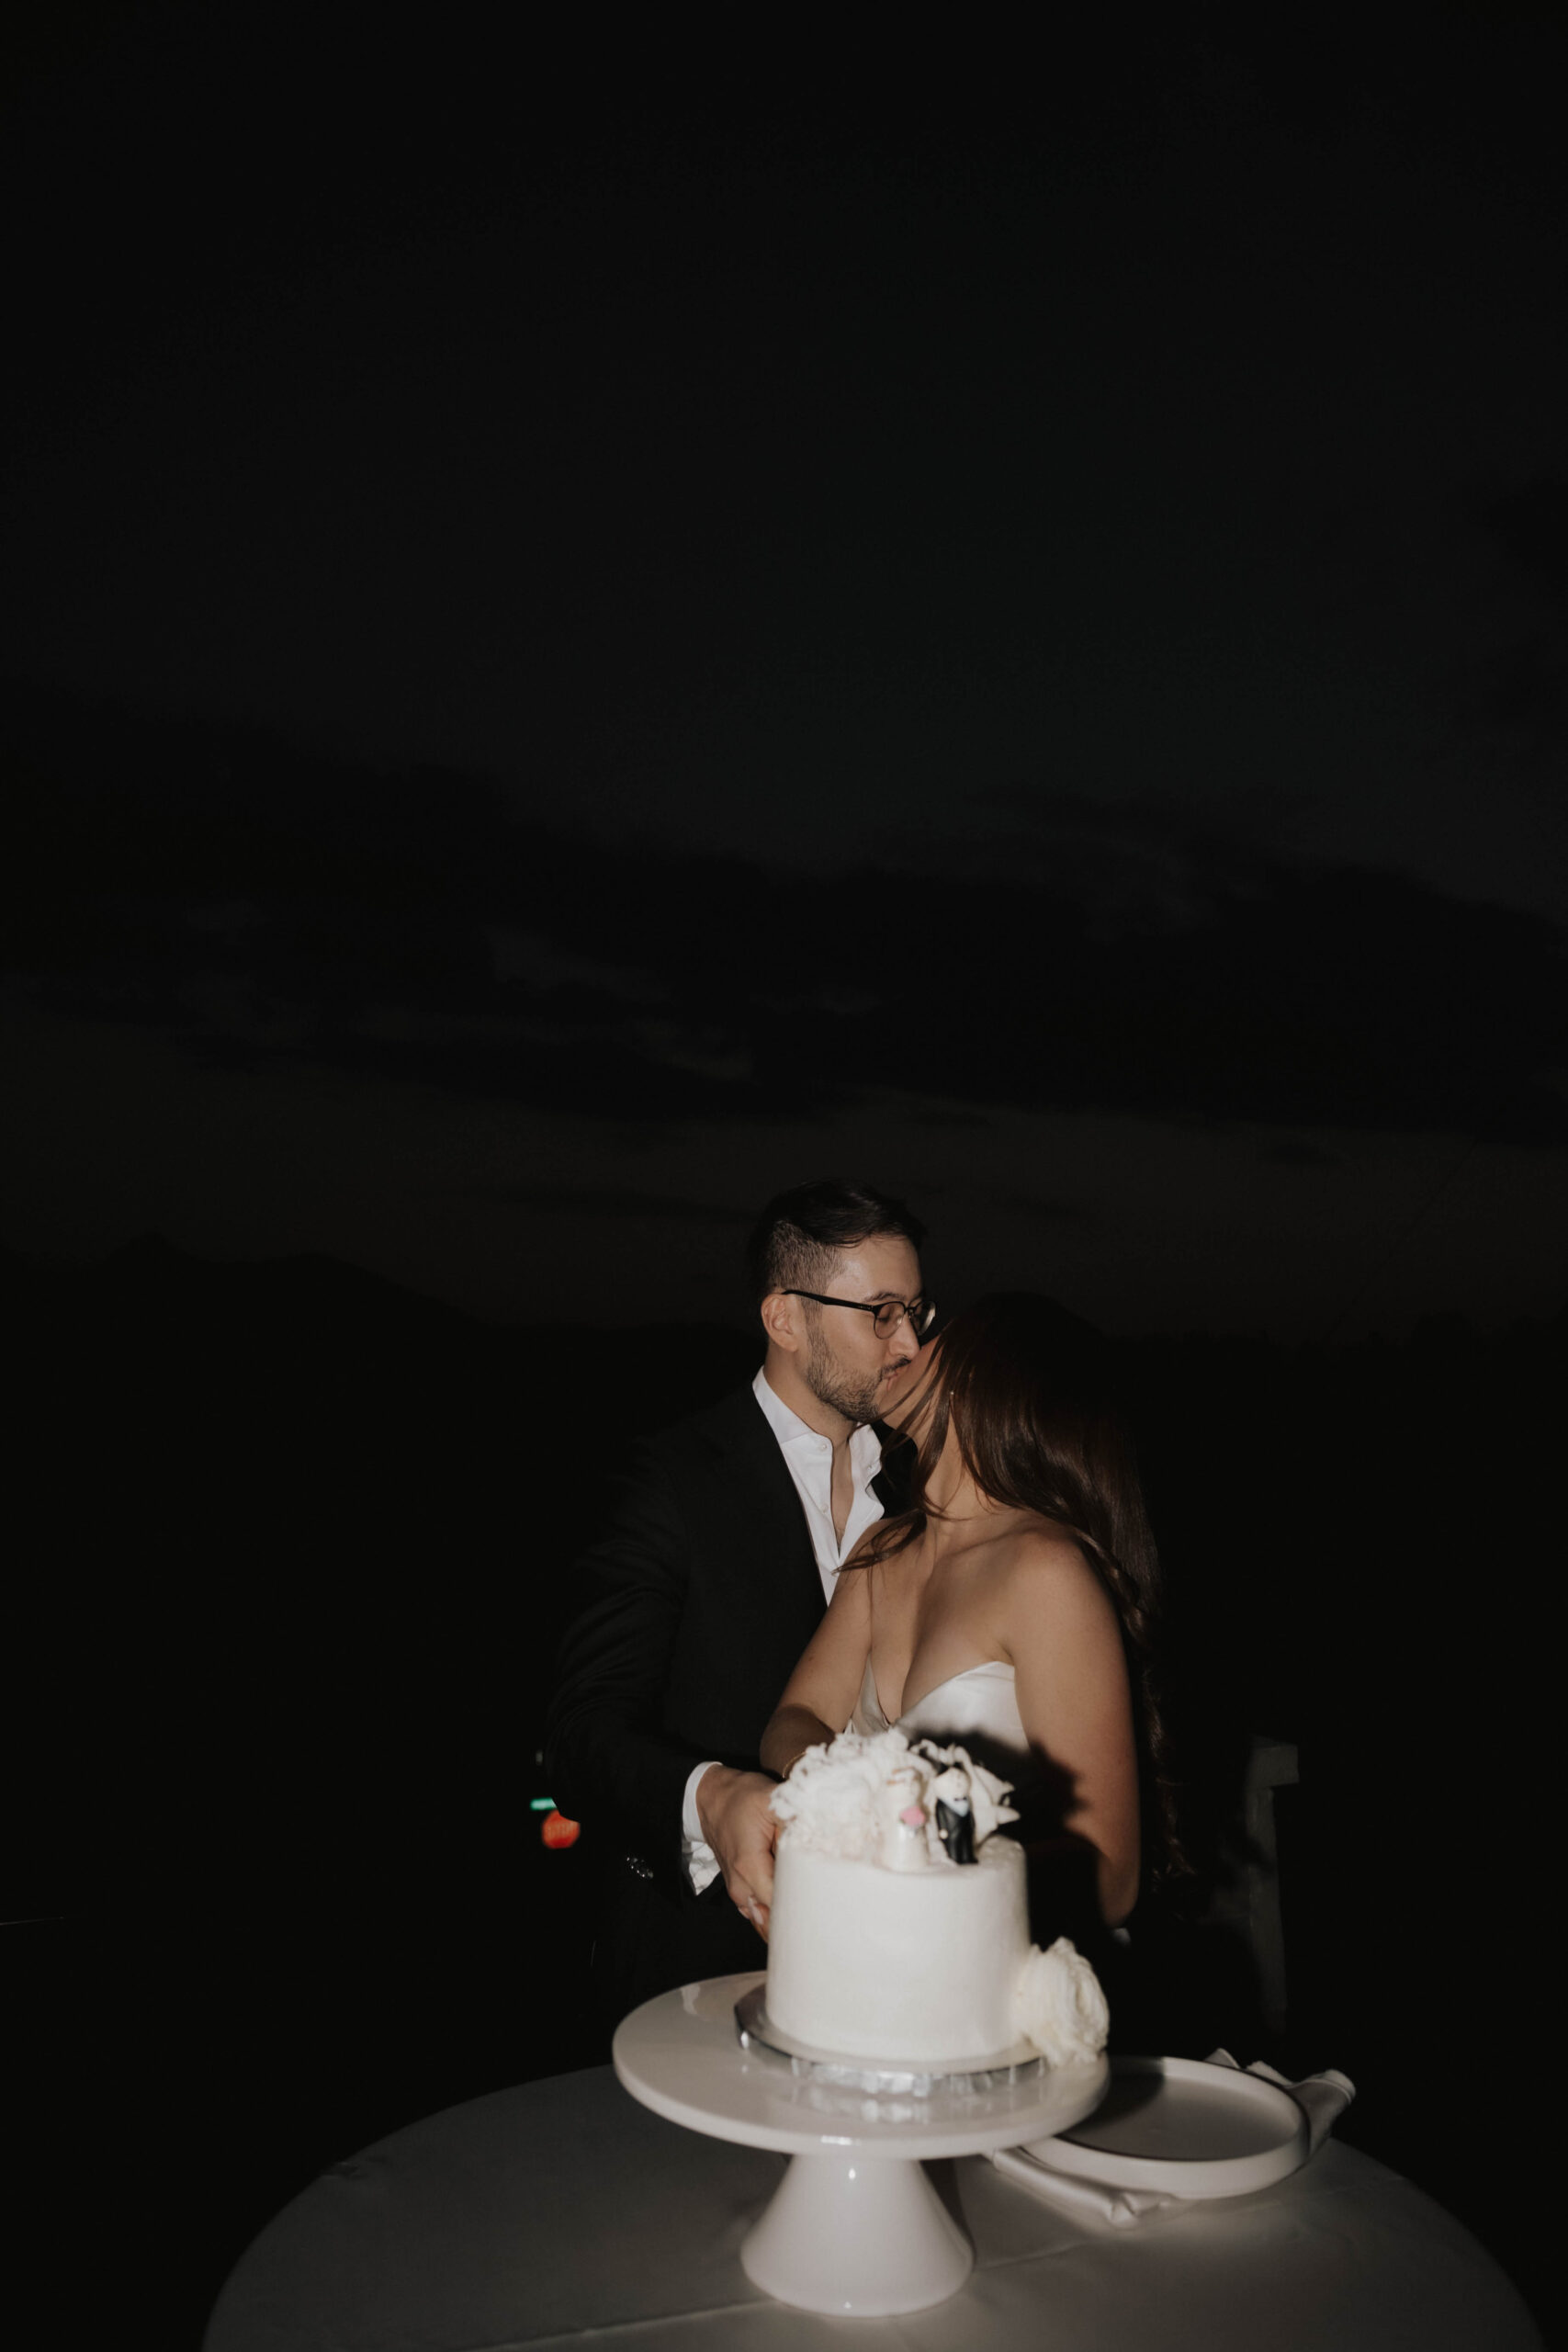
[770,1725,1018,1865]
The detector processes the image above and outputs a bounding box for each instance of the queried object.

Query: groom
[546,1178,931,2019]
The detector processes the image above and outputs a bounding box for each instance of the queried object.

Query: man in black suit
[546,1179,932,2020]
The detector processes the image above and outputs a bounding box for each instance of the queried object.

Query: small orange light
[541,1810,581,1849]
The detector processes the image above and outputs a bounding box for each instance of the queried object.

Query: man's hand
[695,1766,779,1938]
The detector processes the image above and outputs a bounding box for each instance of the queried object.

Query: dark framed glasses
[784,1291,936,1340]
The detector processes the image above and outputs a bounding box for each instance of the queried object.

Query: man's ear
[760,1291,804,1354]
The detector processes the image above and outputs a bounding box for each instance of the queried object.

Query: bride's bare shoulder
[1003,1515,1088,1566]
[999,1519,1115,1610]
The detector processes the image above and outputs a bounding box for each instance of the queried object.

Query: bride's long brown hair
[869,1293,1185,1883]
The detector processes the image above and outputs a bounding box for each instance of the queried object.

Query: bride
[760,1294,1175,1935]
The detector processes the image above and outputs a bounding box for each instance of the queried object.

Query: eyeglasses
[784,1291,937,1340]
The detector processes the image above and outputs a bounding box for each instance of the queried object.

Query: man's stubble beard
[804,1318,886,1429]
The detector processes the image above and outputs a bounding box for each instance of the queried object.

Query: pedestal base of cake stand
[613,1972,1109,2319]
[737,2142,972,2313]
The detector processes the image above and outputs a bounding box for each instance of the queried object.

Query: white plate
[1021,2054,1310,2199]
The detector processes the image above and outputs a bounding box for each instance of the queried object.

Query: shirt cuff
[682,1760,722,1895]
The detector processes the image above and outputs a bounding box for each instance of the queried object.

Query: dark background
[3,7,1563,2343]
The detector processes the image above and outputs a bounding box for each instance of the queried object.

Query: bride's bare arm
[1007,1534,1142,1926]
[761,1562,874,1780]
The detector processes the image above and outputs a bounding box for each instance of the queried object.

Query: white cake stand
[613,1971,1109,2317]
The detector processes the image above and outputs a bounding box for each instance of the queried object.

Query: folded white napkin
[988,2146,1177,2228]
[1206,2048,1357,2155]
[988,2052,1357,2228]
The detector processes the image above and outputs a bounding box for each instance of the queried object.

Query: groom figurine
[546,1178,931,2019]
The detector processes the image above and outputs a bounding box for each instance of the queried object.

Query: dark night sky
[3,8,1565,1338]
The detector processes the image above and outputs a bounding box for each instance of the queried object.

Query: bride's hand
[695,1766,779,1939]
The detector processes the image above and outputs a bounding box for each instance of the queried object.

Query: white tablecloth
[204,2063,1541,2350]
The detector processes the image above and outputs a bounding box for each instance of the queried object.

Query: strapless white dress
[849,1657,1032,1778]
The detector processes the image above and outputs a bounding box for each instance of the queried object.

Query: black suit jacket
[545,1384,910,2003]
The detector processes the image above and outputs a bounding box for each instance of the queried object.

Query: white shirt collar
[752,1365,884,1476]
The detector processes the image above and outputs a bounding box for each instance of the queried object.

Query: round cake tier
[765,1835,1030,2066]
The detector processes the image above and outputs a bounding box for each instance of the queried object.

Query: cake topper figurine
[884,1802,930,1871]
[881,1764,931,1869]
[931,1767,978,1864]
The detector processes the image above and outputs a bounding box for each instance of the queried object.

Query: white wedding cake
[766,1725,1109,2070]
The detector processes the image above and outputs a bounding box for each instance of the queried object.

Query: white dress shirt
[681,1368,886,1892]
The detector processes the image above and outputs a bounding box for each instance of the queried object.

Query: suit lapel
[870,1422,914,1517]
[657,1385,823,1759]
[702,1389,912,1584]
[701,1385,823,1613]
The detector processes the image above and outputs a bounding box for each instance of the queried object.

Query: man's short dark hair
[746,1180,927,1304]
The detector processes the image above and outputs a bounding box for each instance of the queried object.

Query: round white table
[204,1975,1543,2351]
